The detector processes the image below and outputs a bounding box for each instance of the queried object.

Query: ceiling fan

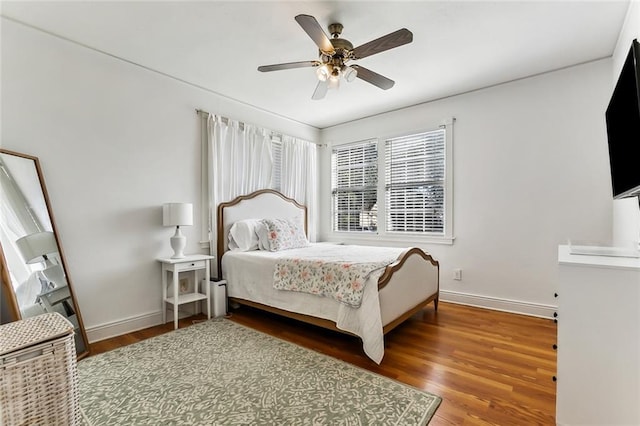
[257,14,413,100]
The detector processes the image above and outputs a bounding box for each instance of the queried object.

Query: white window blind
[385,129,446,234]
[331,140,378,232]
[271,139,282,191]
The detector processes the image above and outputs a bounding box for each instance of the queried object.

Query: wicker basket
[0,312,80,425]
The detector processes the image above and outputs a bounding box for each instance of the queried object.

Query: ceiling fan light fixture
[316,64,331,82]
[328,70,341,89]
[328,78,340,90]
[343,65,357,82]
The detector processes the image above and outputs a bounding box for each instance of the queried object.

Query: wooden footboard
[378,247,440,334]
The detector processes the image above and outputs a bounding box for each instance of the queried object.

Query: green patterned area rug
[78,319,441,425]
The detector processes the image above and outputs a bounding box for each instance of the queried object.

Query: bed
[217,189,439,363]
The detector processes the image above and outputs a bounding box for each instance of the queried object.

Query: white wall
[319,60,614,317]
[1,18,319,341]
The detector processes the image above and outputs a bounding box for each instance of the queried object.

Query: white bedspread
[221,244,405,364]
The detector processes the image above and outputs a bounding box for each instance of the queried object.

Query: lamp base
[170,227,187,259]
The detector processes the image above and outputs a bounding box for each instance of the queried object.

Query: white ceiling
[1,1,631,129]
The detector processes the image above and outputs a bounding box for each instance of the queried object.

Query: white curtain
[280,135,318,242]
[206,114,318,270]
[207,114,273,257]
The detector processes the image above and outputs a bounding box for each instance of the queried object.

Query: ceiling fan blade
[312,80,329,100]
[351,28,413,60]
[351,65,395,90]
[295,14,335,55]
[258,61,320,72]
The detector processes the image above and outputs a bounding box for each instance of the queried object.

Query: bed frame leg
[434,297,439,311]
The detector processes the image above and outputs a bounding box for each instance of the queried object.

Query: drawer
[175,260,206,271]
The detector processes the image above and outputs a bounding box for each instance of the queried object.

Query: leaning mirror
[0,149,89,359]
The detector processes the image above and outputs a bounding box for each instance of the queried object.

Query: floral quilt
[273,258,392,308]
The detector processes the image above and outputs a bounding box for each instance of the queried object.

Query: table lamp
[163,202,193,258]
[16,231,66,288]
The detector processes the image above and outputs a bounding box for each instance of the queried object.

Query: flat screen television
[605,38,640,199]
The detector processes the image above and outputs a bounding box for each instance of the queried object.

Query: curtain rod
[195,108,283,139]
[196,109,327,147]
[197,109,246,131]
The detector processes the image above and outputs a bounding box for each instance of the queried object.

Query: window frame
[330,139,379,233]
[329,118,454,245]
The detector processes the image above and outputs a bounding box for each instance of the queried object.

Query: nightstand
[157,254,214,329]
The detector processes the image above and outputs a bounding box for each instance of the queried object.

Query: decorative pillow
[259,218,309,251]
[228,219,262,251]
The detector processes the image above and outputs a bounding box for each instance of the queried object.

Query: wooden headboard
[216,189,307,274]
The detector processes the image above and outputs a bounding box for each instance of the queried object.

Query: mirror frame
[1,242,20,321]
[0,148,90,359]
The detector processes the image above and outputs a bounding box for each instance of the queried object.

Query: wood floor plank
[89,302,557,425]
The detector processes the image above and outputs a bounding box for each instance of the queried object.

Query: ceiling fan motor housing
[329,38,354,55]
[328,23,343,38]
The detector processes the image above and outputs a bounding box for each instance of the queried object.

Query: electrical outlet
[179,278,189,293]
[453,268,462,281]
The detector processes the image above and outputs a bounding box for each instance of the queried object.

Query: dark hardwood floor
[90,302,557,425]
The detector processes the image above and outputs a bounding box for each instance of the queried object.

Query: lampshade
[16,231,59,264]
[343,65,357,83]
[163,203,193,227]
[316,64,331,82]
[328,73,341,89]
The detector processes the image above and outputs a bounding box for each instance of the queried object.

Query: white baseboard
[439,290,557,319]
[87,292,556,343]
[86,311,161,343]
[86,308,195,344]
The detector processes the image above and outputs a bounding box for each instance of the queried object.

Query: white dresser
[556,245,640,425]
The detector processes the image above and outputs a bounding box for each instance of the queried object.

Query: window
[331,140,378,232]
[330,119,453,241]
[385,129,445,234]
[271,139,282,191]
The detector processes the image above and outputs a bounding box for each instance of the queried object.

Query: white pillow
[228,219,262,251]
[256,222,270,251]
